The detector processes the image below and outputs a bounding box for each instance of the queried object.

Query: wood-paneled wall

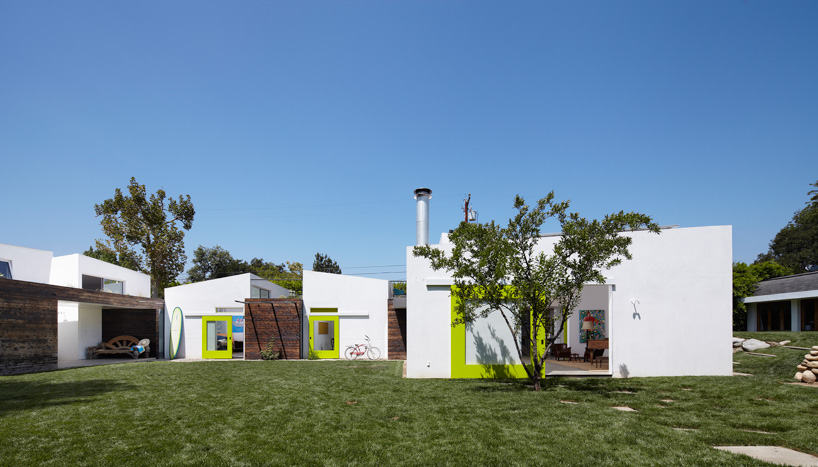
[244,299,303,360]
[387,299,407,360]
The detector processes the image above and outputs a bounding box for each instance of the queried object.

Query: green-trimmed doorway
[202,316,233,359]
[308,309,339,359]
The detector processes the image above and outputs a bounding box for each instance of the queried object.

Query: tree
[94,177,195,298]
[758,180,818,272]
[186,245,250,282]
[83,246,139,271]
[732,261,793,330]
[313,252,341,274]
[414,193,659,391]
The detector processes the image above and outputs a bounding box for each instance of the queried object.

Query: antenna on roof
[463,193,478,223]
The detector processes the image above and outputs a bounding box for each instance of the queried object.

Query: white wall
[57,302,102,360]
[302,271,389,358]
[406,225,733,379]
[50,254,151,297]
[0,243,53,283]
[163,273,289,359]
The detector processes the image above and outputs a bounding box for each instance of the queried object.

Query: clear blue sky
[2,1,816,281]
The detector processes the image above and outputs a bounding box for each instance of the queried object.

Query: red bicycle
[344,335,381,360]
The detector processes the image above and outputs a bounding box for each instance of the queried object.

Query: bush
[260,338,280,360]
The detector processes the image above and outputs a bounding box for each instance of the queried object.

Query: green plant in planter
[260,338,280,360]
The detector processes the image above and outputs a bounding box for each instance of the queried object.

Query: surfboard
[170,307,183,359]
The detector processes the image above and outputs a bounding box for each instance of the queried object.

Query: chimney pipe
[414,188,432,245]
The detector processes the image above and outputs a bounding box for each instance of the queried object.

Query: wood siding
[102,309,159,358]
[0,279,164,375]
[387,299,407,360]
[244,299,303,360]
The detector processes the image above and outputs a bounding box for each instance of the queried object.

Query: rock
[813,345,818,351]
[802,371,817,384]
[806,361,818,369]
[811,350,818,356]
[767,341,780,347]
[779,340,791,346]
[732,338,745,348]
[795,372,803,381]
[813,368,818,376]
[732,347,743,353]
[742,339,770,352]
[805,354,818,361]
[797,364,808,371]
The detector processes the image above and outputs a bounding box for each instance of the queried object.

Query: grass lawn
[1,333,817,466]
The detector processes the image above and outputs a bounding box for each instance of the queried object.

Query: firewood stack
[794,346,818,384]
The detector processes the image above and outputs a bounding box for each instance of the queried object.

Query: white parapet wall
[302,271,389,358]
[406,225,733,379]
[0,243,54,283]
[50,254,151,297]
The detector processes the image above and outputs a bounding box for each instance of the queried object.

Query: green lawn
[1,334,817,466]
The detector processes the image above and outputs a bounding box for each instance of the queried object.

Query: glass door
[202,316,232,359]
[308,315,339,359]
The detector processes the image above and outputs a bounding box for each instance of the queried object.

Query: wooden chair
[551,343,572,361]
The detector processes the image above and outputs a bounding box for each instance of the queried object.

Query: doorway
[308,315,339,359]
[202,316,232,359]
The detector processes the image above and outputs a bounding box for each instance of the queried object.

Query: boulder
[742,339,770,352]
[795,372,803,381]
[732,338,745,348]
[802,371,817,384]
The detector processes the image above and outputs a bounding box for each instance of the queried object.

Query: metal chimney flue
[414,188,432,245]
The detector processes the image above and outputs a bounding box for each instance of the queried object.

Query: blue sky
[1,1,816,281]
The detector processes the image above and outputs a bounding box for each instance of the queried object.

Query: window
[802,299,816,331]
[251,286,270,299]
[757,301,791,331]
[81,275,124,294]
[0,260,11,279]
[216,307,243,313]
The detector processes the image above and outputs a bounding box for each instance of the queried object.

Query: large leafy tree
[185,248,304,295]
[732,261,793,330]
[187,245,250,282]
[757,180,818,272]
[94,177,195,298]
[414,193,658,391]
[313,252,341,274]
[83,245,139,271]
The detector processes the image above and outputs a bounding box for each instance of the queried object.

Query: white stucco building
[0,242,153,361]
[164,273,292,359]
[405,225,733,379]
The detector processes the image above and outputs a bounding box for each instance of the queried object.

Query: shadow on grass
[0,379,128,416]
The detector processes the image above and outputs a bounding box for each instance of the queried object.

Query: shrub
[260,338,280,360]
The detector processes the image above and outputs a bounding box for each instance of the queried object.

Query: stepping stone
[612,406,636,412]
[741,429,774,434]
[560,400,578,404]
[714,446,818,466]
[733,372,753,376]
[681,388,692,391]
[674,427,697,431]
[613,390,636,394]
[660,399,675,403]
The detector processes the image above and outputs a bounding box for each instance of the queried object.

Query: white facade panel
[302,271,389,358]
[0,243,53,283]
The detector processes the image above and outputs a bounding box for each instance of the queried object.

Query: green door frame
[202,316,233,359]
[308,315,339,359]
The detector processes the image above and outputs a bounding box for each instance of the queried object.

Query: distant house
[744,272,818,332]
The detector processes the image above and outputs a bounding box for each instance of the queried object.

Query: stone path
[714,446,818,466]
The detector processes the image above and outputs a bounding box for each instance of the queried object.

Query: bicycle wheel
[344,346,358,360]
[366,346,381,360]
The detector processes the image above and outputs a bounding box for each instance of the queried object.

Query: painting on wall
[579,310,605,343]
